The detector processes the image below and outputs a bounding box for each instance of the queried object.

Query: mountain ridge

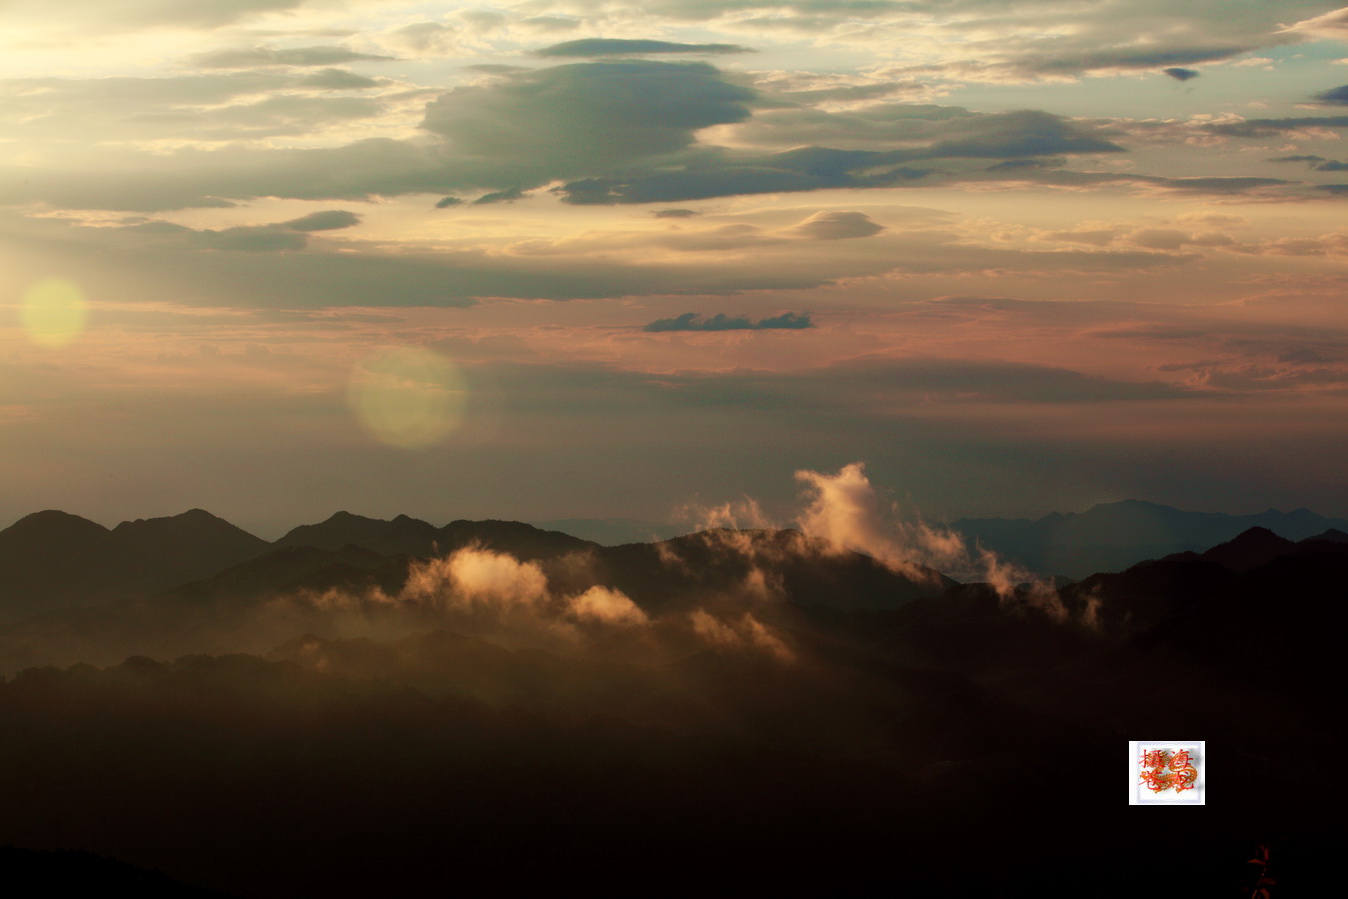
[952,499,1348,576]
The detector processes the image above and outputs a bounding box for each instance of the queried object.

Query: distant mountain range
[0,508,952,668]
[533,500,1348,578]
[951,499,1348,577]
[5,499,1347,623]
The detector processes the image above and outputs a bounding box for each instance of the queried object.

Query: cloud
[0,73,390,145]
[1203,116,1348,137]
[689,609,794,662]
[792,462,1073,615]
[1313,84,1348,105]
[2,48,1303,215]
[1157,360,1348,393]
[1020,45,1236,78]
[2,210,872,308]
[555,105,1125,204]
[1125,228,1231,250]
[193,226,309,252]
[537,38,753,57]
[1163,68,1200,81]
[1267,155,1327,165]
[311,544,657,642]
[124,209,359,252]
[187,46,396,69]
[794,462,963,584]
[0,59,757,209]
[385,22,458,55]
[473,187,528,205]
[644,312,813,332]
[410,546,551,610]
[723,102,1121,155]
[784,211,885,241]
[1283,7,1348,39]
[527,1,1326,83]
[675,498,774,533]
[985,158,1065,172]
[421,60,757,186]
[520,15,582,33]
[9,0,311,31]
[282,210,361,232]
[652,208,700,218]
[918,109,1123,157]
[568,586,649,626]
[294,69,382,91]
[435,197,464,208]
[1091,326,1206,340]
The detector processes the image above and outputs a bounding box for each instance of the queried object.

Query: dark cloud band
[644,312,813,332]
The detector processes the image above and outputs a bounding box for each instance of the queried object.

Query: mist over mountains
[2,501,1345,895]
[543,500,1348,578]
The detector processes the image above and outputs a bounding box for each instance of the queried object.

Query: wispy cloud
[537,38,753,57]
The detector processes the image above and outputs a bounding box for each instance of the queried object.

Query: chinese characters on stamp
[1138,748,1198,794]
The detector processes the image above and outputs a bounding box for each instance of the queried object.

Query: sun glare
[21,278,88,348]
[346,346,467,449]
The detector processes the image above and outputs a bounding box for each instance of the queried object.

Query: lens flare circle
[347,346,467,449]
[21,278,88,348]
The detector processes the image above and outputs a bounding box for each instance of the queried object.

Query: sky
[3,0,1348,538]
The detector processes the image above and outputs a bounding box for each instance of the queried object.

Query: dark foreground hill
[0,847,230,897]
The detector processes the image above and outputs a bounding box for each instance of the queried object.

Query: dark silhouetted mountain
[1163,525,1348,575]
[954,499,1348,576]
[276,512,594,560]
[0,510,269,623]
[530,517,687,545]
[1,509,110,549]
[109,509,271,592]
[165,543,407,606]
[0,511,119,616]
[437,518,595,560]
[273,511,441,556]
[1162,526,1294,572]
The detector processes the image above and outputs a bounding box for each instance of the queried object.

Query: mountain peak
[2,509,109,540]
[1088,499,1168,512]
[1231,525,1281,541]
[1188,526,1295,574]
[278,510,439,556]
[110,509,260,541]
